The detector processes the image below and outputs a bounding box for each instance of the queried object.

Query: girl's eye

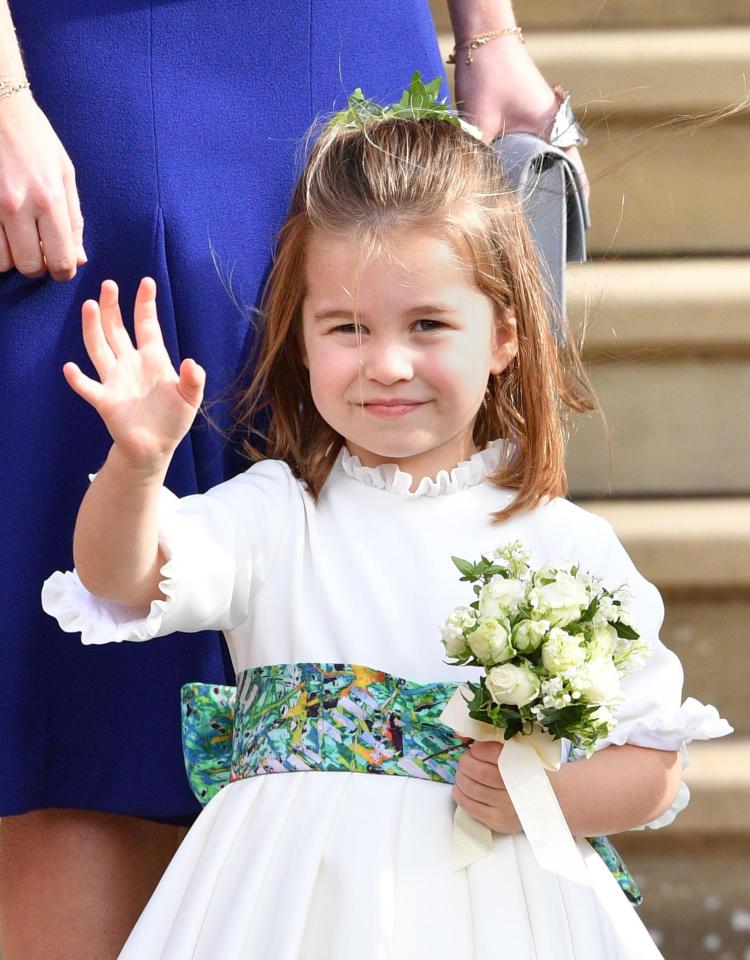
[333,323,366,335]
[414,319,446,332]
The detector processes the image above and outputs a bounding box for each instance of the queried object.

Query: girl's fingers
[98,279,134,356]
[133,276,166,351]
[455,768,505,807]
[62,361,105,408]
[469,740,503,763]
[459,751,503,789]
[177,358,205,409]
[81,298,116,380]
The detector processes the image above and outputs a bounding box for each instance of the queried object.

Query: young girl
[43,105,729,959]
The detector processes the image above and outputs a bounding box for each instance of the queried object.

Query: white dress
[42,441,731,960]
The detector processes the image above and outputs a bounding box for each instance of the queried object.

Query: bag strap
[493,132,590,344]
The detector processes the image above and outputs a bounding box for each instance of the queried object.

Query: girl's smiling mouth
[359,399,428,418]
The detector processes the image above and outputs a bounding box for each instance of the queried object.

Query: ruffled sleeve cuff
[42,482,247,645]
[41,561,180,646]
[41,486,184,645]
[596,698,733,830]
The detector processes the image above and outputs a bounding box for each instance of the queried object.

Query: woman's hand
[0,91,86,280]
[63,277,205,471]
[454,41,589,199]
[452,740,522,834]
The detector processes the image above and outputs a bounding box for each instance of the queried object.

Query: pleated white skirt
[117,771,651,959]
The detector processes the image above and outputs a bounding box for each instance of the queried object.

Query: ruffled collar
[335,439,516,498]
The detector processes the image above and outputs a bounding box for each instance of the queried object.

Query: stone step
[430,1,750,32]
[612,831,749,960]
[523,29,750,114]
[581,498,750,590]
[564,258,750,495]
[604,739,748,959]
[650,593,749,738]
[568,258,750,359]
[438,30,750,255]
[578,498,750,733]
[675,739,749,835]
[566,361,750,496]
[609,739,750,839]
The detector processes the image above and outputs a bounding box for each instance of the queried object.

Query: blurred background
[431,1,750,957]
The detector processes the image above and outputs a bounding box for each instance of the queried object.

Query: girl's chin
[342,435,470,472]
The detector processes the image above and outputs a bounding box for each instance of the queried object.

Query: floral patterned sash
[180,662,642,905]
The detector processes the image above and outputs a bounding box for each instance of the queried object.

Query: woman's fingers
[0,226,12,273]
[62,361,104,408]
[37,201,78,281]
[98,279,134,356]
[81,298,116,380]
[133,277,166,351]
[62,160,85,256]
[3,213,44,277]
[177,358,205,409]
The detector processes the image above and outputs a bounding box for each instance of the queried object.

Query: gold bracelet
[447,27,524,65]
[0,79,31,101]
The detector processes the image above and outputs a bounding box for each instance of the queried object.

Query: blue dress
[0,0,446,823]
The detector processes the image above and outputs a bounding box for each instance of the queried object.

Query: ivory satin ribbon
[440,685,665,959]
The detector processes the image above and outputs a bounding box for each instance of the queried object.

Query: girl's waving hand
[63,277,205,470]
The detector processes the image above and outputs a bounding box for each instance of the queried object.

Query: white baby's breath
[441,606,476,658]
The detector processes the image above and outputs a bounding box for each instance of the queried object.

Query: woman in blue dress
[0,1,583,957]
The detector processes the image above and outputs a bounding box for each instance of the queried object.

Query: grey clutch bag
[492,133,590,342]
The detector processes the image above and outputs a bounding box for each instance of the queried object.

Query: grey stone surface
[566,359,750,495]
[430,1,750,31]
[661,598,750,734]
[615,836,750,960]
[567,259,750,357]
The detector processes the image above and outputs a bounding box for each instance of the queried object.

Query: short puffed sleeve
[41,459,299,645]
[579,516,733,829]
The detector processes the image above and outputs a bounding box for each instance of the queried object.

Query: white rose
[541,627,586,674]
[577,658,621,704]
[511,618,548,654]
[478,576,526,619]
[532,573,590,627]
[467,617,514,665]
[587,622,617,660]
[486,662,540,707]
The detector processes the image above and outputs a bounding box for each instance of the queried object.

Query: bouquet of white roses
[441,541,651,757]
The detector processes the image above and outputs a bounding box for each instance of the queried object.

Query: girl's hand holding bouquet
[440,540,652,876]
[63,277,205,472]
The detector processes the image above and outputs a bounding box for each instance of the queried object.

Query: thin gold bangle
[447,27,524,65]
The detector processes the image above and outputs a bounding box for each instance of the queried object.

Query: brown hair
[234,116,597,520]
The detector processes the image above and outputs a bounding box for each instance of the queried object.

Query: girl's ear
[490,313,518,375]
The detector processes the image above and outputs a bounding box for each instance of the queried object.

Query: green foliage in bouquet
[441,542,650,757]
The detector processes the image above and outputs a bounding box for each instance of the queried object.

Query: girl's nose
[363,342,414,384]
